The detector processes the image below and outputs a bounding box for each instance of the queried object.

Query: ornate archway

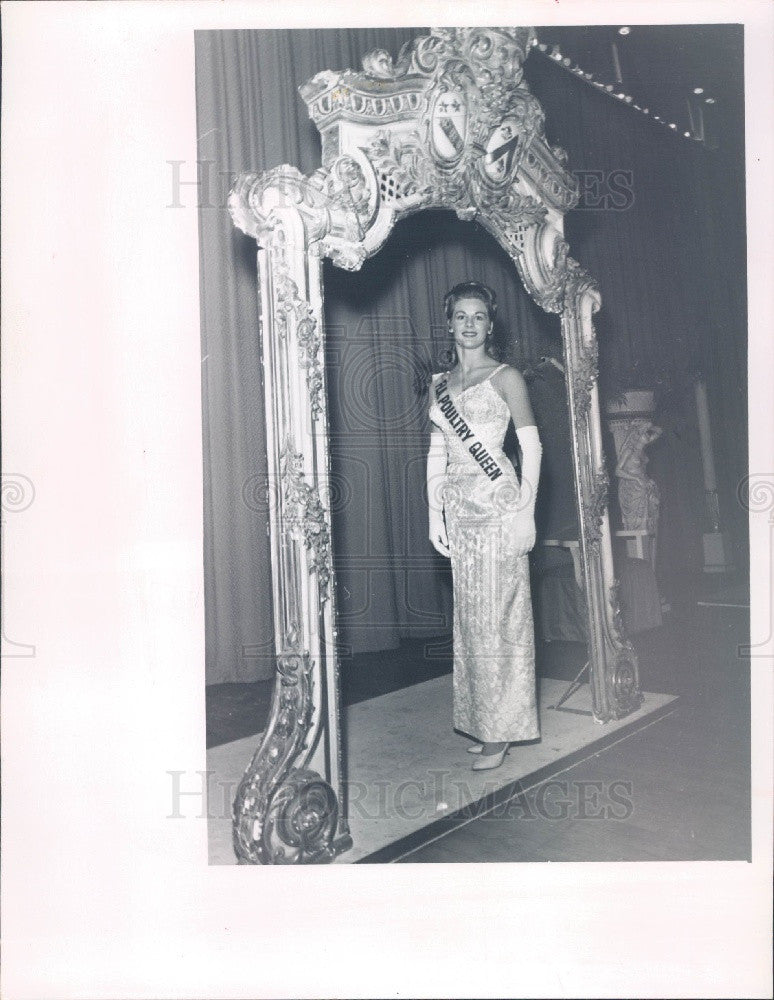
[227,26,642,865]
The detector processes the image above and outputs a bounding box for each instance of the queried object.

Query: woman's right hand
[509,507,536,557]
[429,514,450,558]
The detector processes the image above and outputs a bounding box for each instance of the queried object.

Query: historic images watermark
[169,160,636,213]
[1,473,36,658]
[736,473,774,658]
[167,768,634,823]
[573,169,634,211]
[167,160,239,210]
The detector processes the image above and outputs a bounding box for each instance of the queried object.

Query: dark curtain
[525,48,747,593]
[197,29,746,683]
[196,28,432,682]
[323,211,564,656]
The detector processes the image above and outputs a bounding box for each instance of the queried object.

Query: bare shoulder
[492,364,528,393]
[493,364,535,424]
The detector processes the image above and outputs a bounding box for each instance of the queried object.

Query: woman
[427,281,543,770]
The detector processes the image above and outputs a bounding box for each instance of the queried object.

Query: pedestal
[702,531,734,573]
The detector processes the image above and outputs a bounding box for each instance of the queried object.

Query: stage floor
[207,675,677,864]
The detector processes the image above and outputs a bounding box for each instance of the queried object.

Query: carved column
[562,276,643,722]
[228,172,351,864]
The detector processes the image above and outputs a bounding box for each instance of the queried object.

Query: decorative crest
[299,26,578,225]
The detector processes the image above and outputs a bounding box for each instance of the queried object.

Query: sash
[433,374,511,483]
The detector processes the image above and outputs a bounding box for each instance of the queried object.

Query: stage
[207,674,677,864]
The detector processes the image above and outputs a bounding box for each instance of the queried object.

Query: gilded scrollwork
[522,141,580,213]
[607,585,642,714]
[233,643,343,864]
[533,240,595,315]
[228,172,275,242]
[367,130,437,209]
[612,658,640,708]
[230,164,358,248]
[318,240,368,272]
[280,441,333,600]
[361,27,535,105]
[564,263,598,307]
[272,268,307,338]
[584,467,610,554]
[298,26,577,269]
[310,155,374,237]
[364,123,553,262]
[269,261,326,420]
[472,175,548,228]
[262,769,341,865]
[572,337,600,420]
[533,275,564,315]
[360,31,454,82]
[232,644,311,860]
[609,578,626,641]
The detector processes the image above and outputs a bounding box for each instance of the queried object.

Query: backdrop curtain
[323,211,564,657]
[524,48,747,594]
[197,29,746,684]
[197,28,431,682]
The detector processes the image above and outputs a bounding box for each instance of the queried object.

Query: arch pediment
[229,26,589,313]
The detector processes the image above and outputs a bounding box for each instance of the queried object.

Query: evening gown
[429,365,540,743]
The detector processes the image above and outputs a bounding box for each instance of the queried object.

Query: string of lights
[530,29,717,144]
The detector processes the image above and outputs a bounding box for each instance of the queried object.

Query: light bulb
[693,87,704,95]
[618,26,631,35]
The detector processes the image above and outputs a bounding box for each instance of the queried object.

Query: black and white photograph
[2,2,772,998]
[198,24,752,866]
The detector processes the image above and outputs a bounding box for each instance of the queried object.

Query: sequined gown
[429,365,539,743]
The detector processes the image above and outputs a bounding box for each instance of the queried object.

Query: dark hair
[439,281,502,368]
[443,281,498,323]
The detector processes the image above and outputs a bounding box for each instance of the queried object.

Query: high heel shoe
[471,743,510,770]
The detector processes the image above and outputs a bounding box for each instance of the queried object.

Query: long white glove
[427,428,450,557]
[511,423,542,556]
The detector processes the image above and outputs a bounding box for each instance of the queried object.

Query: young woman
[427,281,543,770]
